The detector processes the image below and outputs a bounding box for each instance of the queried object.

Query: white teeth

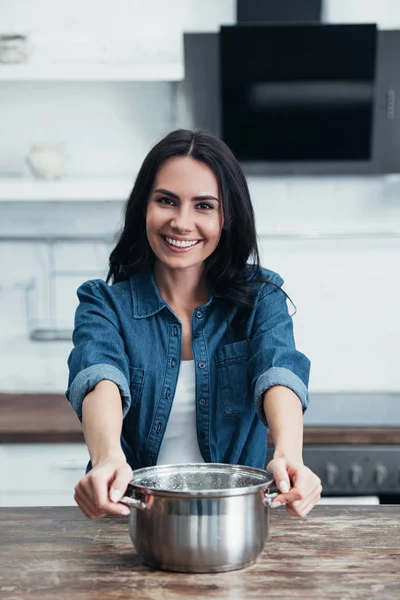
[164,236,199,248]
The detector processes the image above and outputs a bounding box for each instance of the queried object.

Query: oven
[267,393,400,505]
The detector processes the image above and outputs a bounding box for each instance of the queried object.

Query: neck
[153,262,209,309]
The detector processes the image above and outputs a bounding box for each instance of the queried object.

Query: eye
[156,197,175,206]
[196,202,214,210]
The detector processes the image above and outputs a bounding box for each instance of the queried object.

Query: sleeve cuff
[254,366,309,427]
[67,363,131,422]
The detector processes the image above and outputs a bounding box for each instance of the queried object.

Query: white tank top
[156,360,205,465]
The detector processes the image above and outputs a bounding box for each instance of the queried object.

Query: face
[146,156,224,273]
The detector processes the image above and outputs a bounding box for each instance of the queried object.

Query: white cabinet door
[1,443,89,507]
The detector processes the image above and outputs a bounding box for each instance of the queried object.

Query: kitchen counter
[0,393,83,443]
[0,506,399,599]
[1,393,400,444]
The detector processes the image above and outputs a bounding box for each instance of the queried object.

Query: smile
[161,235,202,252]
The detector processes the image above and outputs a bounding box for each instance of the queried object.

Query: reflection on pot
[26,144,66,180]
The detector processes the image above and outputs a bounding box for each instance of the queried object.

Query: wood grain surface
[0,506,399,600]
[0,393,83,443]
[1,392,400,445]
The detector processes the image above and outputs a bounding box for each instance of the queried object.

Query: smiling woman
[65,129,321,522]
[146,156,223,273]
[106,129,261,308]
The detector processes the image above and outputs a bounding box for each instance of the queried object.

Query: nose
[170,206,194,234]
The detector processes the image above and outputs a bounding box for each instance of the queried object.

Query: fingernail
[121,507,130,516]
[279,480,290,493]
[270,501,282,509]
[110,489,121,503]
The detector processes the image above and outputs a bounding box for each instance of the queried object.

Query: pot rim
[126,462,275,498]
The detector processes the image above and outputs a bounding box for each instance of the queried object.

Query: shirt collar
[129,268,223,319]
[130,269,166,318]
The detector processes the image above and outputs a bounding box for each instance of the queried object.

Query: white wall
[0,0,236,392]
[323,0,400,27]
[0,1,399,403]
[249,177,400,392]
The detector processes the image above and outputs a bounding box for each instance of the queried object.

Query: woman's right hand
[74,456,133,519]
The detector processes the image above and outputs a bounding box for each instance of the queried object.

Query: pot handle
[263,491,279,507]
[119,496,148,510]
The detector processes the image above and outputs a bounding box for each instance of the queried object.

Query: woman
[66,129,322,520]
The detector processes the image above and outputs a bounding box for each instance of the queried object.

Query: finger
[291,481,322,511]
[84,477,130,517]
[75,485,109,519]
[287,489,322,518]
[98,497,131,517]
[75,487,127,519]
[74,489,103,519]
[272,486,304,507]
[109,464,133,503]
[268,460,291,495]
[281,470,321,506]
[74,496,91,519]
[86,473,125,515]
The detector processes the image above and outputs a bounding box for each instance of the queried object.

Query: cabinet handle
[56,461,87,471]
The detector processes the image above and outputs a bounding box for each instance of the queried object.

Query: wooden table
[1,506,399,599]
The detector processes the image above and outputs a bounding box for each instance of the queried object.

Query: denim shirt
[66,267,311,471]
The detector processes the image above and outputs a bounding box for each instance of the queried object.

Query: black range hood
[183,23,400,175]
[237,0,322,24]
[220,23,377,167]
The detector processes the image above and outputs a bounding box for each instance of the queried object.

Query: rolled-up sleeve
[249,277,311,427]
[65,280,131,422]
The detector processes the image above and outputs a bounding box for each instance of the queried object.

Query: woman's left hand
[266,457,322,518]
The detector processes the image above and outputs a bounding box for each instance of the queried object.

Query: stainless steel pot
[120,462,277,573]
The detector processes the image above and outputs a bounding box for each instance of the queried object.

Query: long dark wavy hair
[107,129,279,309]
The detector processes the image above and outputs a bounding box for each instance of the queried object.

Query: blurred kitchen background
[1,0,400,507]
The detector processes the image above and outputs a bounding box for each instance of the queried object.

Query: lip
[160,234,202,253]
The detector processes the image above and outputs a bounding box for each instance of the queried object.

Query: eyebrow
[153,188,219,202]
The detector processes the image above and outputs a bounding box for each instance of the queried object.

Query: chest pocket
[215,340,250,416]
[129,366,145,407]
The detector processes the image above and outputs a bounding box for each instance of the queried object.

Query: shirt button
[200,432,206,441]
[165,388,171,399]
[171,358,176,367]
[198,362,206,369]
[173,326,178,336]
[196,310,203,319]
[199,398,207,406]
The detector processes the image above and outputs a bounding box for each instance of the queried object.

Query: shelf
[0,177,134,201]
[0,63,184,82]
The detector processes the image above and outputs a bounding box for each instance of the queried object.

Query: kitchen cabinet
[0,443,89,507]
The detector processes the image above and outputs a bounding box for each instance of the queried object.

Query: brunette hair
[107,129,281,309]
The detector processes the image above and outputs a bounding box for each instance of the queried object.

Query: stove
[268,393,400,502]
[303,445,400,499]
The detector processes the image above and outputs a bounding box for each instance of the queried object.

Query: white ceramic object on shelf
[0,34,29,64]
[26,144,66,180]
